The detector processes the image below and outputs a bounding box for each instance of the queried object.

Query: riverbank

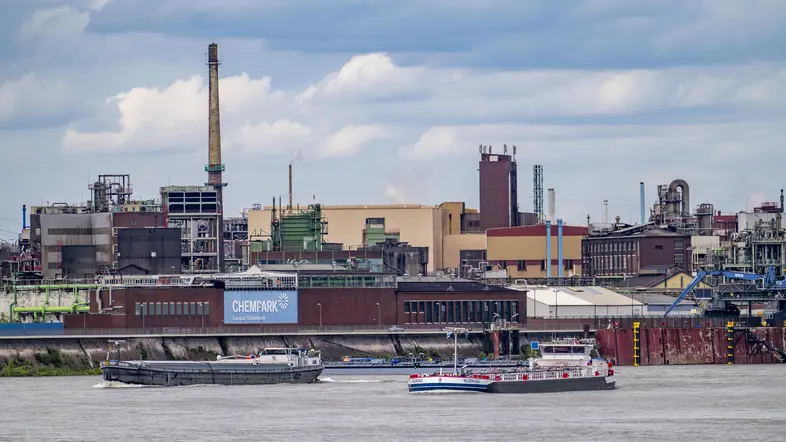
[0,334,491,376]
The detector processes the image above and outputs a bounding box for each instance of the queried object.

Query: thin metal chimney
[640,182,646,224]
[22,205,27,230]
[547,188,555,223]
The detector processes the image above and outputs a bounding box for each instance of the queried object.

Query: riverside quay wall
[596,321,786,365]
[0,333,495,371]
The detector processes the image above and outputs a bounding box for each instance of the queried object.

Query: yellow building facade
[485,224,588,279]
[248,204,449,271]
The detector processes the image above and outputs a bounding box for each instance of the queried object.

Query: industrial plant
[1,42,785,366]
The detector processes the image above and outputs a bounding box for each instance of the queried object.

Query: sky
[2,0,786,241]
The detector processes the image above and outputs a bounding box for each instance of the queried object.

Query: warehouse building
[509,285,646,318]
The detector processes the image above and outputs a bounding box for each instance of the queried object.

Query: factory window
[462,301,469,323]
[540,260,546,271]
[654,244,663,250]
[564,260,573,271]
[197,303,204,316]
[517,260,526,271]
[512,301,519,321]
[135,303,141,316]
[190,302,196,315]
[439,303,447,323]
[155,302,162,316]
[204,302,210,316]
[419,302,425,316]
[674,240,684,250]
[170,302,175,316]
[140,303,147,316]
[176,303,183,315]
[447,302,454,322]
[404,301,411,314]
[162,303,169,315]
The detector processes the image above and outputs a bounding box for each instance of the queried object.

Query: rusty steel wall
[597,327,786,365]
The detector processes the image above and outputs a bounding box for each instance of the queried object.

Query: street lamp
[317,303,322,327]
[376,302,381,326]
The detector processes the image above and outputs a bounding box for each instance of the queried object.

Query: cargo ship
[101,345,323,387]
[407,336,615,394]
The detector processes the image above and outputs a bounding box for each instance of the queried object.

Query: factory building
[248,204,447,271]
[160,185,222,274]
[718,193,785,276]
[486,223,587,279]
[478,145,519,230]
[581,223,692,278]
[61,272,527,329]
[115,228,182,275]
[29,175,167,279]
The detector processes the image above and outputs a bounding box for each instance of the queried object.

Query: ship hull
[486,376,615,394]
[101,361,323,387]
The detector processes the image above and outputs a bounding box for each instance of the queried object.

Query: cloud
[0,74,83,129]
[319,125,389,158]
[384,184,408,204]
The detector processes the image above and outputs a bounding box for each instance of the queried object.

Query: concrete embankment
[0,334,488,371]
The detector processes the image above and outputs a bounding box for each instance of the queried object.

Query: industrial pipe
[9,287,18,322]
[547,188,555,223]
[640,182,645,224]
[22,205,27,230]
[545,220,552,278]
[557,219,563,278]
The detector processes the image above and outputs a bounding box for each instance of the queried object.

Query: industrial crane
[664,266,785,317]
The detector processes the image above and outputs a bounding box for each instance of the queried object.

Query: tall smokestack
[640,182,646,224]
[547,188,555,223]
[288,164,293,213]
[22,205,27,230]
[780,189,784,212]
[206,42,226,271]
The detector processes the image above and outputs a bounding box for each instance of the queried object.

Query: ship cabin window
[190,302,196,315]
[542,346,586,354]
[204,302,210,316]
[262,349,290,355]
[176,302,183,315]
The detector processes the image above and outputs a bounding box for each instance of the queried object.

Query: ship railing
[499,367,609,382]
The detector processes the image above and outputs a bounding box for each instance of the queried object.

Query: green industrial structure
[252,204,329,253]
[362,217,401,246]
[5,284,94,322]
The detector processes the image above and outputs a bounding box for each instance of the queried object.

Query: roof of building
[486,224,588,238]
[509,285,643,306]
[253,204,440,212]
[619,292,693,306]
[585,224,688,240]
[617,266,688,288]
[396,280,515,292]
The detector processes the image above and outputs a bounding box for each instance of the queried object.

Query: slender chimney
[22,205,27,230]
[545,220,552,279]
[640,182,646,224]
[289,164,293,213]
[781,189,784,212]
[547,188,555,223]
[206,42,226,271]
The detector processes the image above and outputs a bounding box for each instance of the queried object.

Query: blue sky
[2,0,786,240]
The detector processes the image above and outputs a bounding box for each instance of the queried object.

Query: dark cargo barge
[101,347,323,387]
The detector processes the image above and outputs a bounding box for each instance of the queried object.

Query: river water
[0,365,784,441]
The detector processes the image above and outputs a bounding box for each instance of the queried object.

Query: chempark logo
[232,292,290,314]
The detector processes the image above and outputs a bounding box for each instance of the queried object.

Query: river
[0,365,784,441]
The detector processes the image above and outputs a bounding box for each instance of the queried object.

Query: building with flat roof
[248,204,448,271]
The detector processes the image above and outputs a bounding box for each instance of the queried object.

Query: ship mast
[444,327,471,375]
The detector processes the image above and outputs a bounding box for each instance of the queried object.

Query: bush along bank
[0,349,100,377]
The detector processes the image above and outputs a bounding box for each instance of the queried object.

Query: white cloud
[319,125,389,158]
[60,52,786,161]
[384,184,409,204]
